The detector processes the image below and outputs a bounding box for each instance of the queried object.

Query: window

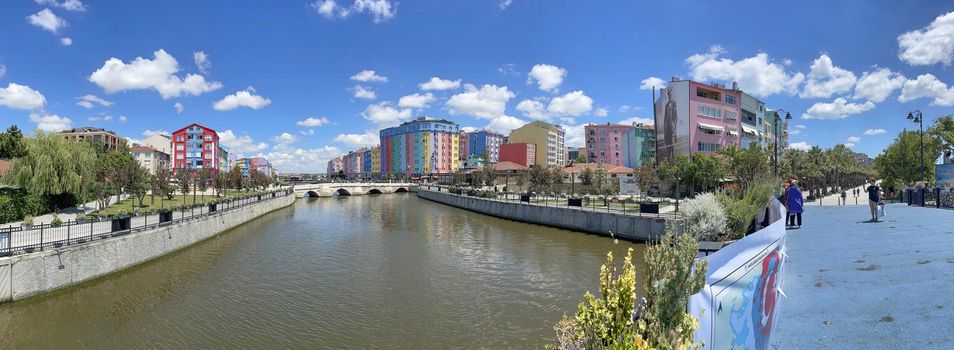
[176,136,184,142]
[696,87,721,101]
[176,153,184,159]
[698,105,722,118]
[696,125,722,135]
[204,135,212,141]
[697,142,720,152]
[176,144,184,150]
[205,152,213,159]
[724,111,738,121]
[725,95,737,105]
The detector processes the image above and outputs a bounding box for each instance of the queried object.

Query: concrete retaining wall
[418,190,675,241]
[0,193,295,303]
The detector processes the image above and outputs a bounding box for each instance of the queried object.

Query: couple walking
[784,180,804,228]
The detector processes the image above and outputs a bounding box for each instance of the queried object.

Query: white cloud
[273,132,297,144]
[639,76,666,90]
[219,130,269,155]
[846,136,861,143]
[0,83,46,110]
[352,85,377,99]
[35,0,86,12]
[142,129,168,137]
[460,126,478,133]
[686,45,804,97]
[76,94,112,109]
[26,9,67,33]
[213,89,272,111]
[498,63,518,76]
[788,129,802,136]
[398,92,435,109]
[311,0,396,23]
[363,101,411,126]
[484,115,526,135]
[844,143,856,148]
[88,49,222,99]
[562,124,585,148]
[618,105,641,113]
[800,54,857,98]
[898,73,954,106]
[527,64,567,92]
[349,69,388,83]
[795,124,806,129]
[498,0,513,10]
[515,99,548,120]
[801,97,875,120]
[297,117,330,127]
[864,128,886,136]
[118,115,127,122]
[619,117,654,125]
[300,129,315,136]
[87,115,113,122]
[419,76,461,90]
[788,142,812,151]
[446,84,515,120]
[853,68,906,103]
[261,145,342,173]
[594,107,609,117]
[193,51,211,74]
[333,131,379,147]
[60,37,72,46]
[547,90,593,116]
[898,11,954,66]
[173,102,184,113]
[29,112,71,132]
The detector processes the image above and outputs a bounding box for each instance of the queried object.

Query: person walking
[867,179,881,222]
[785,180,804,228]
[841,190,847,205]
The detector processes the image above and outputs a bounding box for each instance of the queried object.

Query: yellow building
[508,121,566,167]
[371,145,381,174]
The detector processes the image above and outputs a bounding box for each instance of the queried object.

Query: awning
[697,123,725,131]
[726,128,738,136]
[741,124,760,135]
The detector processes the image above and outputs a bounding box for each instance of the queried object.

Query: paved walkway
[772,204,954,349]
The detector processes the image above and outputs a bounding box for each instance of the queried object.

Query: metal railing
[0,189,294,257]
[421,185,680,219]
[904,188,954,209]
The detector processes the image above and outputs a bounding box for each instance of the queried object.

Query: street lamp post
[772,110,793,176]
[907,110,926,184]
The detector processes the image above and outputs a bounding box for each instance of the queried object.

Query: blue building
[363,149,372,174]
[467,130,505,163]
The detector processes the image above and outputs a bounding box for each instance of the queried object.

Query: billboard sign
[654,83,690,165]
[937,163,954,188]
[619,175,639,195]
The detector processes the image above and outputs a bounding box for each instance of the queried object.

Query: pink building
[459,131,470,161]
[655,79,743,163]
[584,123,633,167]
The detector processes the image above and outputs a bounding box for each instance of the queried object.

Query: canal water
[0,194,645,349]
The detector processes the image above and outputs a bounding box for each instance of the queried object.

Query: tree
[875,129,943,187]
[227,165,243,191]
[152,168,174,204]
[127,164,150,208]
[719,145,768,192]
[549,167,566,193]
[578,167,594,194]
[196,168,210,203]
[634,163,657,198]
[451,169,465,187]
[175,170,192,201]
[214,169,228,197]
[0,125,27,159]
[574,155,587,164]
[594,164,607,194]
[3,131,96,199]
[476,150,496,188]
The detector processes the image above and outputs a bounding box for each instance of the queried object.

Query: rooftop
[59,126,116,135]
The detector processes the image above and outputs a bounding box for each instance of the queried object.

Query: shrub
[75,213,87,222]
[548,232,707,350]
[22,215,34,226]
[51,215,62,227]
[718,177,778,239]
[680,193,727,241]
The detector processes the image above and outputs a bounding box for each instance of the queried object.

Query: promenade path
[772,204,954,349]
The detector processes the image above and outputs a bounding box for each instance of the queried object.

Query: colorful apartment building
[585,123,635,167]
[171,123,223,173]
[363,148,372,174]
[508,121,565,168]
[327,156,343,177]
[764,110,790,151]
[655,79,743,163]
[740,92,766,148]
[380,117,460,175]
[370,146,381,174]
[631,123,656,166]
[59,127,123,151]
[236,157,273,177]
[459,131,470,161]
[130,145,170,175]
[499,143,536,167]
[465,130,505,163]
[342,148,367,179]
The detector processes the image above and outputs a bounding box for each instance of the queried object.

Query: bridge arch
[304,190,320,197]
[334,188,352,196]
[395,187,408,193]
[368,188,383,194]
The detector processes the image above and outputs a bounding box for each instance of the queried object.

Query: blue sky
[2,0,954,172]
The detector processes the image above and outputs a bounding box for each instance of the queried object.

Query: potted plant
[75,213,88,224]
[51,215,63,227]
[22,215,34,229]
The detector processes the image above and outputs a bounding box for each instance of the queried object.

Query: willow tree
[2,131,97,203]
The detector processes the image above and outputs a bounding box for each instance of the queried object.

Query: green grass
[92,190,266,217]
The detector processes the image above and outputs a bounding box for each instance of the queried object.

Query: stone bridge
[292,182,416,198]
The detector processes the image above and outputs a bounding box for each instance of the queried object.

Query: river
[0,193,645,349]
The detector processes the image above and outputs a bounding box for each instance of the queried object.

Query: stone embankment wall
[0,193,295,302]
[417,190,674,241]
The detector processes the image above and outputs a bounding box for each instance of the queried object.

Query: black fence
[422,185,679,219]
[0,189,294,257]
[904,188,954,209]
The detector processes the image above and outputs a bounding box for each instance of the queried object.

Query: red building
[171,123,221,173]
[499,143,536,167]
